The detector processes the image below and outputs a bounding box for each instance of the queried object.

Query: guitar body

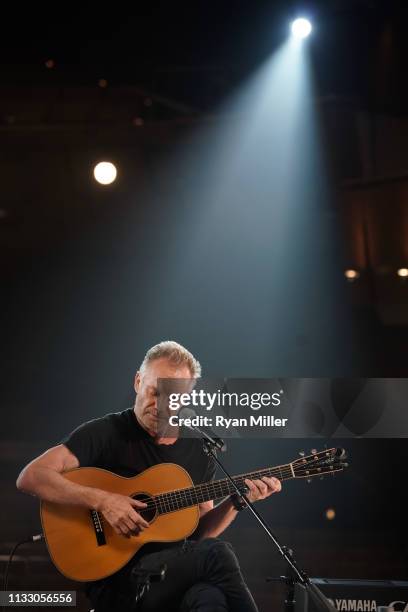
[40,463,199,582]
[40,447,346,582]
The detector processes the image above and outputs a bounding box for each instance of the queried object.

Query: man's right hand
[98,492,149,538]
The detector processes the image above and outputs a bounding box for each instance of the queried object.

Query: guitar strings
[154,466,293,511]
[157,463,338,513]
[126,466,290,514]
[136,462,335,515]
[96,455,338,518]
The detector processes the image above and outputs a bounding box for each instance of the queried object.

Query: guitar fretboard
[154,463,293,514]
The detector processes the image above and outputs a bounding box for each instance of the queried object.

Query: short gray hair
[140,340,202,378]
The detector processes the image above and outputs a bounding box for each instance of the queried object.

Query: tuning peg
[311,449,317,455]
[306,478,312,484]
[299,451,305,457]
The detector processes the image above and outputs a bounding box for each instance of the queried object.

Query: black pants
[88,538,258,612]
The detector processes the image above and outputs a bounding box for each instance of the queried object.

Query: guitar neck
[155,463,293,513]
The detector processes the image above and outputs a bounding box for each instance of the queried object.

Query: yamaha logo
[328,599,376,611]
[327,600,408,612]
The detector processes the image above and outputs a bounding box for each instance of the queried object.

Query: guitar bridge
[90,510,106,546]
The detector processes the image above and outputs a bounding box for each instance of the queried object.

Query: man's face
[134,358,192,436]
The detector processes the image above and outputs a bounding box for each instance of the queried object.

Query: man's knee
[180,582,228,612]
[197,538,241,575]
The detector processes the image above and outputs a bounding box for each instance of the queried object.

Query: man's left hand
[244,476,282,502]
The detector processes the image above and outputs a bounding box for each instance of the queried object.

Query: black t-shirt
[62,407,216,485]
[61,408,217,595]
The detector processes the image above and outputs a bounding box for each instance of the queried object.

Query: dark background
[1,2,407,611]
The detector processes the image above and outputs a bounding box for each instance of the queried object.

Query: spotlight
[291,18,312,39]
[344,269,360,281]
[325,508,336,521]
[397,268,408,278]
[93,162,117,186]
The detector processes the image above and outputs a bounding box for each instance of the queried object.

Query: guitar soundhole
[132,493,157,523]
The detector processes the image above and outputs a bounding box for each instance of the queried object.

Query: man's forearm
[16,466,104,510]
[195,497,239,539]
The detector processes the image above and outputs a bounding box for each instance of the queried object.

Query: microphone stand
[190,425,337,612]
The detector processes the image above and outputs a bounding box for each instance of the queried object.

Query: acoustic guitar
[40,447,347,581]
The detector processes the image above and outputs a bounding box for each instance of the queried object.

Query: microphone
[178,407,227,452]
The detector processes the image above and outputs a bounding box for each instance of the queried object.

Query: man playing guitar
[17,341,281,611]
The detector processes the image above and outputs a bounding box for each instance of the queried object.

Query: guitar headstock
[291,447,348,481]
